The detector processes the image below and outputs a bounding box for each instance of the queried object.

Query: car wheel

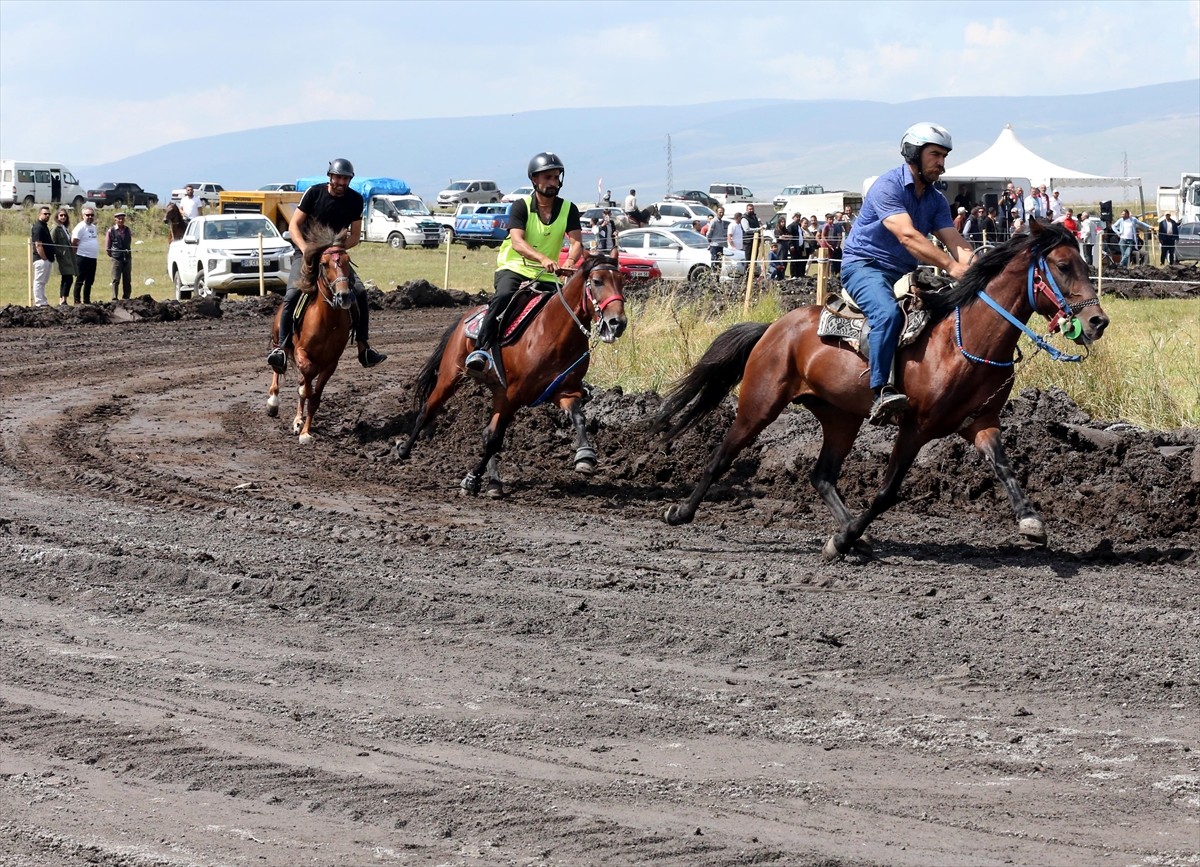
[688,263,717,284]
[23,196,34,207]
[442,227,455,244]
[388,233,406,250]
[71,196,85,209]
[490,197,498,203]
[148,196,158,207]
[466,241,480,250]
[195,269,213,298]
[172,267,190,300]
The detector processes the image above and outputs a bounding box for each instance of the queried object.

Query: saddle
[464,285,554,347]
[817,270,951,360]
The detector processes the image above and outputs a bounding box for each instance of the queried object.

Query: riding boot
[354,289,386,368]
[465,298,501,374]
[267,288,300,373]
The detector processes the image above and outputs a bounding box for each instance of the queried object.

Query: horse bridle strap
[586,264,625,313]
[317,246,351,305]
[963,256,1085,364]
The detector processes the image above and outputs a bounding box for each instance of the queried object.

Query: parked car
[167,214,294,300]
[502,185,534,203]
[558,234,663,284]
[708,183,757,205]
[257,183,296,192]
[437,180,501,208]
[452,202,511,248]
[579,206,626,229]
[1175,222,1200,262]
[650,201,715,226]
[615,227,746,282]
[773,184,825,210]
[665,189,721,210]
[170,182,225,205]
[86,182,158,208]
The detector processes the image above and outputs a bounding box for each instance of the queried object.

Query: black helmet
[527,152,565,181]
[327,158,355,179]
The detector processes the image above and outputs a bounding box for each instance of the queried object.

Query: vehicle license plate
[241,258,258,268]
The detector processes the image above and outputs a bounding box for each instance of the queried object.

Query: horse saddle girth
[464,288,553,347]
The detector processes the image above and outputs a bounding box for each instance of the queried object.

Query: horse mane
[580,253,619,276]
[297,225,346,290]
[919,220,1080,320]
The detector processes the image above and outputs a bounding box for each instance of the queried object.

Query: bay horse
[655,220,1110,559]
[625,203,660,228]
[395,255,627,498]
[163,203,187,242]
[266,228,354,444]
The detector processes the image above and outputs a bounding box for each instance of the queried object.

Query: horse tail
[412,320,458,410]
[653,321,769,442]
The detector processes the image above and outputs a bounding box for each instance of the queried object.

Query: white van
[708,182,756,205]
[0,160,87,208]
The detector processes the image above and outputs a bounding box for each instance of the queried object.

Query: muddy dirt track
[1,293,1197,867]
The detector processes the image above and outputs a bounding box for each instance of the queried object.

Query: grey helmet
[527,152,565,181]
[900,123,953,164]
[327,158,356,178]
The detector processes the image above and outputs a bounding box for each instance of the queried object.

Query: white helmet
[900,123,953,163]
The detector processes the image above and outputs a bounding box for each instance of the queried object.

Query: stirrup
[868,390,908,426]
[465,349,492,373]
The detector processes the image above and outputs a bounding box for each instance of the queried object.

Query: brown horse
[396,256,628,497]
[655,220,1110,559]
[163,203,187,242]
[266,228,354,444]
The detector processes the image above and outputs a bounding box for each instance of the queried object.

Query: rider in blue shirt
[840,123,974,425]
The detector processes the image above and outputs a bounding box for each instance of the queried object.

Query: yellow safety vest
[496,196,572,279]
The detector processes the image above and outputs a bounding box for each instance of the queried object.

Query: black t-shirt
[31,221,53,260]
[506,197,581,233]
[298,184,365,238]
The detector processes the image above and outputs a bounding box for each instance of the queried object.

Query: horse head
[1024,220,1109,345]
[299,226,355,309]
[577,254,627,343]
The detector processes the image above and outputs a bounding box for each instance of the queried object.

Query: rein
[956,253,1087,366]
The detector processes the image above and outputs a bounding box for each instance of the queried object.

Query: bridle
[957,245,1097,366]
[314,245,353,307]
[550,261,624,337]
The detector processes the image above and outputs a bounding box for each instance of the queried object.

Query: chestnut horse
[655,220,1110,559]
[396,256,627,497]
[266,228,354,444]
[163,203,187,242]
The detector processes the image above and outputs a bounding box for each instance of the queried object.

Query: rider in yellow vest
[465,152,584,374]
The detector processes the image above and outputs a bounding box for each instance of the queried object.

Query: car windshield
[99,183,116,190]
[446,182,469,191]
[203,219,279,241]
[477,204,508,214]
[392,198,430,215]
[667,230,708,248]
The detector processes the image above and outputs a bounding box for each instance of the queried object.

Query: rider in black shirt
[266,158,387,373]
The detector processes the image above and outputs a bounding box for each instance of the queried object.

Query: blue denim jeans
[840,258,905,391]
[1119,238,1134,266]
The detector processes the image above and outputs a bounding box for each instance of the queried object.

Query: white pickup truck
[363,193,443,249]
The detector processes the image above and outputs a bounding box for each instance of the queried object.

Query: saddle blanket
[464,290,552,345]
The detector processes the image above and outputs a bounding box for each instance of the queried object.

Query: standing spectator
[1059,208,1078,238]
[1024,188,1045,221]
[773,215,793,278]
[727,212,745,254]
[601,189,614,208]
[964,206,994,249]
[952,184,971,213]
[766,241,786,280]
[953,206,968,234]
[707,206,728,265]
[786,213,804,277]
[997,185,1018,237]
[985,206,1000,243]
[52,208,77,306]
[742,204,761,260]
[1111,209,1151,267]
[1012,186,1027,222]
[30,206,54,307]
[594,210,616,254]
[71,207,100,304]
[1047,190,1064,221]
[177,185,203,222]
[1157,212,1179,265]
[1077,211,1098,266]
[817,213,837,273]
[106,212,133,300]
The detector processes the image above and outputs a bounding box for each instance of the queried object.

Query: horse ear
[1029,218,1044,236]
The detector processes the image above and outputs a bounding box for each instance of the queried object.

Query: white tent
[943,124,1141,193]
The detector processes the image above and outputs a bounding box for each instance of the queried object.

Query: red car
[559,234,662,283]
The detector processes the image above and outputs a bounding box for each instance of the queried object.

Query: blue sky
[1,0,1197,165]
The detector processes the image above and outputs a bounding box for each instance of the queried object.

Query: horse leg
[559,395,596,475]
[964,422,1047,546]
[823,423,925,561]
[665,378,793,526]
[483,453,504,499]
[292,377,308,437]
[460,413,508,492]
[807,404,867,547]
[267,371,281,417]
[297,368,334,446]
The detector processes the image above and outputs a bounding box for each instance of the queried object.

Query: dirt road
[1,298,1197,866]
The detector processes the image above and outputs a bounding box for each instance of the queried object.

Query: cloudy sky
[1,0,1197,165]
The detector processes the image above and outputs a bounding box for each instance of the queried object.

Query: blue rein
[957,256,1084,366]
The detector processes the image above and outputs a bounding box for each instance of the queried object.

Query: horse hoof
[459,473,481,496]
[663,505,690,526]
[484,481,504,500]
[292,419,303,435]
[822,535,846,562]
[574,459,596,475]
[298,433,314,446]
[851,537,874,557]
[1019,516,1048,546]
[266,404,279,418]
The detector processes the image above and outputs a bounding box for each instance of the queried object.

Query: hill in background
[79,80,1198,206]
